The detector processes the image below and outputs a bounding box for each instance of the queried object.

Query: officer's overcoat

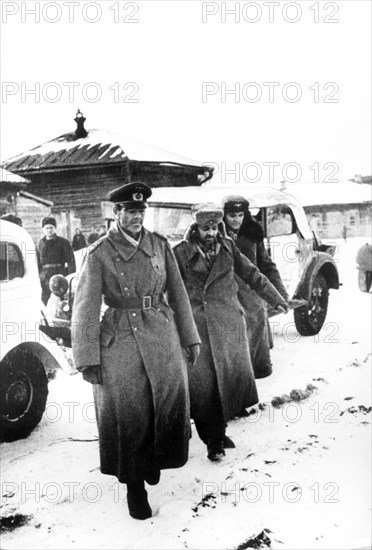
[173,231,285,423]
[72,223,200,484]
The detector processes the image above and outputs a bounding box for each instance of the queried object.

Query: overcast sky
[1,0,371,185]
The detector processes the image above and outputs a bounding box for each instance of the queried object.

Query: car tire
[294,273,329,336]
[0,350,48,442]
[358,270,372,293]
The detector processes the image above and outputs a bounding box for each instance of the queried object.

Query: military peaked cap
[107,182,152,208]
[221,195,249,213]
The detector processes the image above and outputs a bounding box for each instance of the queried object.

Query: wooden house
[0,168,53,242]
[3,111,214,240]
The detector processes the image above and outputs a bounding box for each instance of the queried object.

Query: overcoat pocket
[100,330,115,348]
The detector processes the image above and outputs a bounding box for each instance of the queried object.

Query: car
[46,185,340,338]
[0,220,73,442]
[145,185,340,336]
[356,243,372,292]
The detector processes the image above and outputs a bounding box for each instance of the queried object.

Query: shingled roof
[4,112,207,174]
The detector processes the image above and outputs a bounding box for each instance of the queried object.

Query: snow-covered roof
[3,129,207,172]
[19,190,53,206]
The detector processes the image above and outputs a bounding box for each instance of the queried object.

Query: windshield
[145,206,193,245]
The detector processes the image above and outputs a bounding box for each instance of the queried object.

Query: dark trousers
[194,419,225,444]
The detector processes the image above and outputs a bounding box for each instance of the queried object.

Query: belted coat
[173,230,286,423]
[71,222,200,484]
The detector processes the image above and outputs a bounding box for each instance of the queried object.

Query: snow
[1,237,371,550]
[5,129,205,168]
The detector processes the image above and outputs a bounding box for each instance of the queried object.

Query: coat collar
[107,222,154,261]
[182,231,233,285]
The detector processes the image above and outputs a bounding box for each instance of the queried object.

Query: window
[146,207,193,244]
[0,242,25,281]
[266,206,294,237]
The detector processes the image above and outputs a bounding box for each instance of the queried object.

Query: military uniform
[37,232,76,305]
[173,205,288,456]
[222,195,288,379]
[71,183,200,492]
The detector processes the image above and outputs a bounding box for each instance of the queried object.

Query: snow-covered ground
[1,238,371,550]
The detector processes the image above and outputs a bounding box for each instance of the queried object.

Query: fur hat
[41,216,57,228]
[192,203,224,226]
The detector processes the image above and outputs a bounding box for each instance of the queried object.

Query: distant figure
[342,224,348,242]
[87,231,100,245]
[72,228,87,251]
[1,213,23,227]
[37,216,76,305]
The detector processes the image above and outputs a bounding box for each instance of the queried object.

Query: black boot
[207,439,226,462]
[144,467,161,486]
[223,435,236,449]
[127,480,152,520]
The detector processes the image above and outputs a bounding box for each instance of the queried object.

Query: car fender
[1,339,75,376]
[294,252,339,300]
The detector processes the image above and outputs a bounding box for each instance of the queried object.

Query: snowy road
[1,238,371,550]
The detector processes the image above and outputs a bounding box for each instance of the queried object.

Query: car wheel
[0,350,48,442]
[294,273,329,336]
[358,270,372,292]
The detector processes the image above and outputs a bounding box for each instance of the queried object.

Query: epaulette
[153,230,168,241]
[88,236,106,254]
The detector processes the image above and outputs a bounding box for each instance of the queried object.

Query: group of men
[71,181,290,521]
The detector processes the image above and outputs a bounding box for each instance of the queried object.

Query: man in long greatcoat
[173,204,289,462]
[71,182,200,520]
[222,195,289,380]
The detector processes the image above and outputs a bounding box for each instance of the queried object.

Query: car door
[264,204,302,298]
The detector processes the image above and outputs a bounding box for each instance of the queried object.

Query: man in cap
[37,216,76,305]
[71,182,200,520]
[222,195,289,381]
[173,204,289,462]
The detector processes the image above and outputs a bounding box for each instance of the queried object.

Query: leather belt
[104,294,162,310]
[42,263,63,269]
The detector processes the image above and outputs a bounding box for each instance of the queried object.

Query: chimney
[74,109,88,139]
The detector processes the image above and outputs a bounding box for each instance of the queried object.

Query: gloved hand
[80,365,102,385]
[275,302,290,314]
[185,344,201,366]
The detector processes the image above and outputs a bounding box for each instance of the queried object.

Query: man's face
[198,223,218,245]
[225,212,244,232]
[43,224,56,239]
[116,207,146,236]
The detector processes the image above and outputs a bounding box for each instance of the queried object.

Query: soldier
[37,217,76,305]
[222,195,289,380]
[71,182,200,520]
[173,204,289,462]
